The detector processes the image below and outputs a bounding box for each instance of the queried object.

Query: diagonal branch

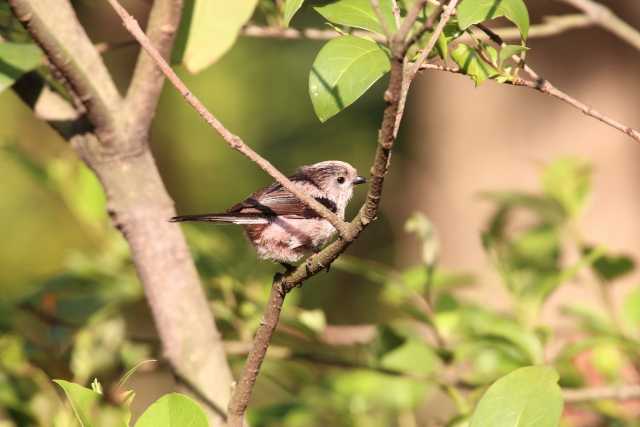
[560,0,640,51]
[126,0,183,137]
[419,63,640,143]
[563,384,640,402]
[105,0,352,240]
[8,0,123,144]
[227,2,459,425]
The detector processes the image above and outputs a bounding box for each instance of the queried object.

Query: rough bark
[8,0,234,423]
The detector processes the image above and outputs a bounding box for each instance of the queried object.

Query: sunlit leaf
[53,380,100,427]
[134,393,208,427]
[623,288,640,329]
[175,0,259,73]
[0,43,42,93]
[541,157,591,217]
[313,0,397,35]
[451,44,498,86]
[331,370,427,409]
[309,36,390,122]
[457,0,530,39]
[498,44,528,67]
[380,339,440,375]
[284,0,305,26]
[469,366,563,427]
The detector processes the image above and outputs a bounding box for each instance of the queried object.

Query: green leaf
[498,44,528,67]
[309,36,390,122]
[541,158,591,217]
[469,366,563,427]
[313,0,397,35]
[0,43,42,93]
[457,0,530,39]
[585,247,635,282]
[135,393,208,427]
[284,0,305,26]
[380,339,440,375]
[623,288,640,329]
[53,380,100,427]
[175,0,259,73]
[451,44,498,86]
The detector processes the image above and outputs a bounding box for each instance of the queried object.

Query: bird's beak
[353,176,367,185]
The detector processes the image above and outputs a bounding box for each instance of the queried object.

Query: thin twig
[391,0,401,29]
[404,3,442,52]
[419,63,640,144]
[242,24,383,41]
[241,15,594,43]
[560,0,640,51]
[564,384,640,402]
[371,0,392,43]
[408,0,458,79]
[393,0,459,136]
[226,5,430,425]
[104,0,352,240]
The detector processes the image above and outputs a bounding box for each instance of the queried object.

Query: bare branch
[8,0,123,143]
[560,0,640,51]
[241,15,594,44]
[126,0,183,136]
[395,0,429,48]
[371,0,392,43]
[391,0,401,29]
[419,63,640,144]
[227,3,443,422]
[408,0,458,78]
[105,0,352,240]
[564,384,640,403]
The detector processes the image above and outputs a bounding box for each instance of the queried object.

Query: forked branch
[106,0,352,240]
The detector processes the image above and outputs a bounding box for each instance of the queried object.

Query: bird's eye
[336,176,345,184]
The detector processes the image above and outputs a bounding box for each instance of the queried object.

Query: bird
[170,160,366,268]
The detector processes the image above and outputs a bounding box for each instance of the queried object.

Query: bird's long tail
[170,213,269,225]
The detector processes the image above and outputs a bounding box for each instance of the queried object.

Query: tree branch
[227,2,459,424]
[419,63,640,144]
[126,0,183,137]
[563,384,640,403]
[105,0,352,240]
[10,1,236,423]
[560,0,640,51]
[241,15,594,43]
[8,0,123,144]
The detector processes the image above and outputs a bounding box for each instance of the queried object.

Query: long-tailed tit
[170,161,366,266]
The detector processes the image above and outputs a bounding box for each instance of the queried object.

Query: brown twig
[10,1,236,423]
[419,62,640,144]
[125,0,184,138]
[241,24,384,41]
[560,0,640,51]
[563,384,640,402]
[105,0,352,240]
[371,0,392,43]
[242,14,595,43]
[226,5,448,425]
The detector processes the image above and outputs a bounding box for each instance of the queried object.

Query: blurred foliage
[3,149,638,426]
[1,0,640,426]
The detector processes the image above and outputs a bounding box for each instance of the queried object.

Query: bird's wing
[227,174,337,219]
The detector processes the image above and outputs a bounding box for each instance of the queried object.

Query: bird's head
[298,160,367,212]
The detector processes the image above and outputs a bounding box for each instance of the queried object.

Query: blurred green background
[3,1,640,426]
